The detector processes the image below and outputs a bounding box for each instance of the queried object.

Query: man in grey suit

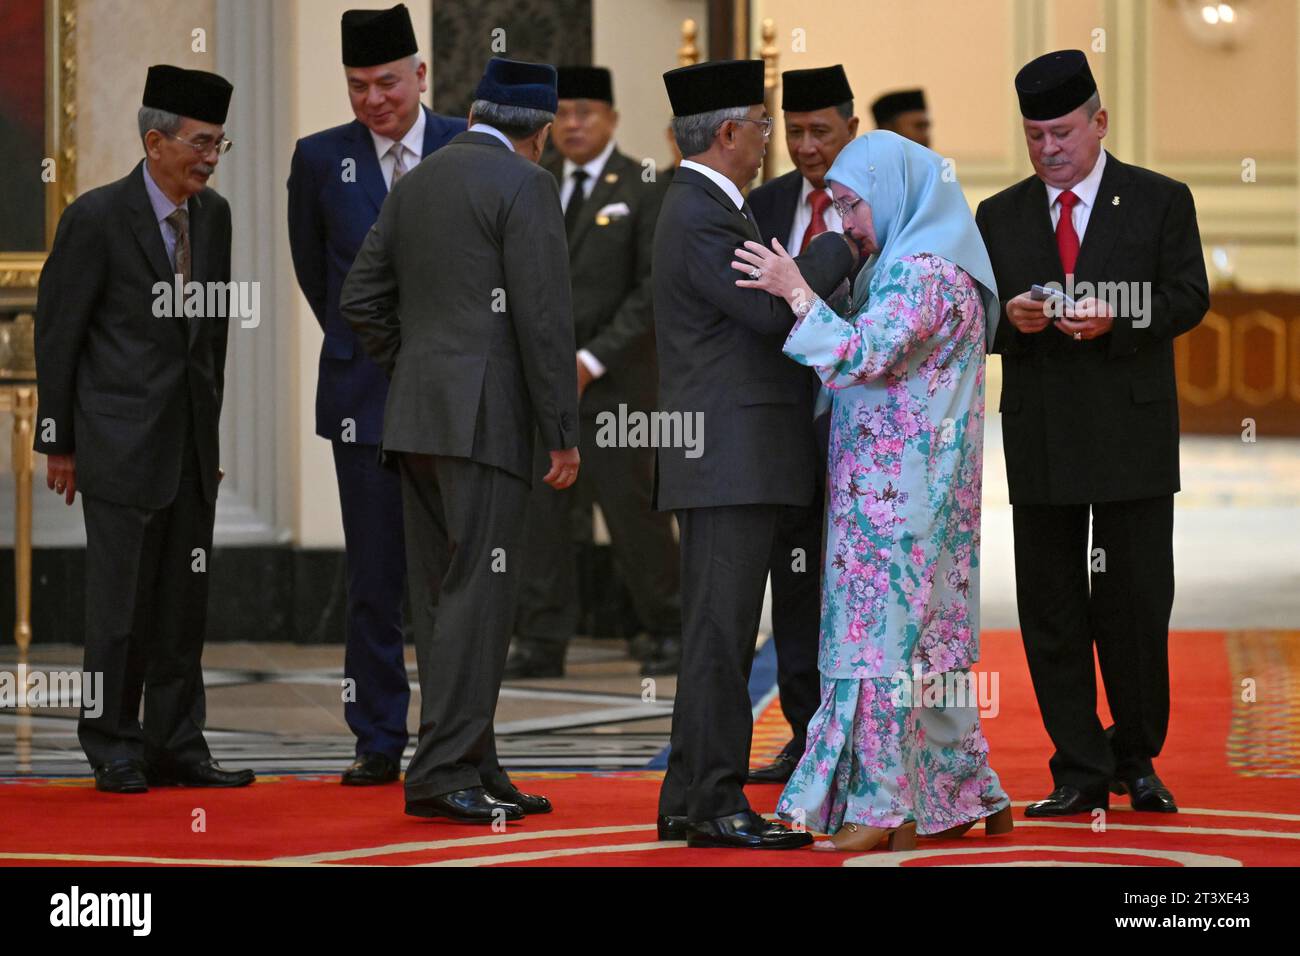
[652,60,857,849]
[507,66,682,681]
[341,57,579,824]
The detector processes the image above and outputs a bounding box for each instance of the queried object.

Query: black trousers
[78,434,214,770]
[399,453,529,800]
[515,427,681,644]
[660,503,790,822]
[1012,495,1175,791]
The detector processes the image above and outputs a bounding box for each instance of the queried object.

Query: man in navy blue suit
[287,3,465,786]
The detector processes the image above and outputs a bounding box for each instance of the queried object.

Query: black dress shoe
[628,633,659,663]
[94,760,148,794]
[485,781,552,814]
[149,759,255,788]
[504,639,567,680]
[1024,784,1108,817]
[341,752,400,786]
[657,814,688,841]
[687,810,813,849]
[1114,774,1178,813]
[406,786,524,823]
[640,636,682,677]
[747,745,799,784]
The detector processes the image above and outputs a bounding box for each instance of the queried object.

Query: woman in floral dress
[733,131,1012,851]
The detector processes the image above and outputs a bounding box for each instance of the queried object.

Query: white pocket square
[595,202,631,221]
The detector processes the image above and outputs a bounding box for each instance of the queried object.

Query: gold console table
[1,313,37,654]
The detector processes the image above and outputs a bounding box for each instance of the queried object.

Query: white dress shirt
[786,175,843,252]
[468,122,516,152]
[1045,149,1107,243]
[679,159,745,210]
[370,107,426,190]
[560,138,616,211]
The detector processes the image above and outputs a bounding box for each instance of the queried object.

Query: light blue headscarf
[826,130,1000,351]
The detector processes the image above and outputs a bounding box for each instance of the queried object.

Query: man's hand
[576,356,594,397]
[543,447,580,490]
[1054,296,1115,341]
[46,453,77,506]
[1005,292,1052,334]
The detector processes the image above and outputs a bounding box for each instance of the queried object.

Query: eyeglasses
[724,115,773,139]
[831,195,862,219]
[161,130,233,156]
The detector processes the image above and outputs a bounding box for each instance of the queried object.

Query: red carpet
[2,631,1297,867]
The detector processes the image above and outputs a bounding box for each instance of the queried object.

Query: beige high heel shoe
[812,819,918,852]
[923,804,1015,840]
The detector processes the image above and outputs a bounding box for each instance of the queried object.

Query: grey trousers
[399,452,530,800]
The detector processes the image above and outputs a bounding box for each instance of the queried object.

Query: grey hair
[138,105,183,147]
[671,105,749,158]
[1082,91,1102,119]
[833,99,854,120]
[470,98,554,139]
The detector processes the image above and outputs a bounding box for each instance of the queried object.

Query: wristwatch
[793,295,816,319]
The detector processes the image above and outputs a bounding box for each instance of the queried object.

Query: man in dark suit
[506,66,682,680]
[975,51,1208,817]
[870,89,932,148]
[287,4,465,787]
[744,64,857,784]
[652,60,856,849]
[34,65,253,794]
[342,58,579,824]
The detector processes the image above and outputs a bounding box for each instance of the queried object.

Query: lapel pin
[604,172,618,184]
[1112,195,1120,205]
[595,215,610,226]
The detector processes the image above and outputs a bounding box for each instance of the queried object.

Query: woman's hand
[732,239,804,300]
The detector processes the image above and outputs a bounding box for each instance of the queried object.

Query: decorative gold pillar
[679,18,700,67]
[11,385,35,654]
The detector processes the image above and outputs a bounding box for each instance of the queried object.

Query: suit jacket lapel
[1073,152,1128,282]
[349,120,388,213]
[186,191,209,348]
[126,162,176,285]
[1023,175,1065,284]
[678,166,755,237]
[567,150,627,254]
[774,172,801,247]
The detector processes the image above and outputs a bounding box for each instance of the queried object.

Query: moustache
[1040,155,1068,167]
[192,163,215,176]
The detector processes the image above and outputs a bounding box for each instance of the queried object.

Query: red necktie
[1056,189,1080,275]
[800,189,832,252]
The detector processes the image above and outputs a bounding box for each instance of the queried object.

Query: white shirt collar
[562,138,617,185]
[1045,148,1106,210]
[680,159,745,210]
[370,107,426,163]
[468,122,516,153]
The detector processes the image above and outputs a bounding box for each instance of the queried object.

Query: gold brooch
[604,172,618,184]
[595,215,610,226]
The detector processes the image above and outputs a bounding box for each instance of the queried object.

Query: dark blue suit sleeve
[287,140,329,331]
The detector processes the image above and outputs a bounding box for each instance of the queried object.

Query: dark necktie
[1056,189,1080,275]
[801,189,832,252]
[166,207,191,283]
[565,168,589,236]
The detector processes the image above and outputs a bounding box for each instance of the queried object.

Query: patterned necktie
[800,189,832,253]
[1056,189,1080,275]
[388,143,408,188]
[565,169,589,236]
[165,207,190,284]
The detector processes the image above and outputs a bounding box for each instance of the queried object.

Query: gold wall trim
[0,0,76,293]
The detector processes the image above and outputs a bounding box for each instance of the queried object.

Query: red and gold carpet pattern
[2,631,1297,866]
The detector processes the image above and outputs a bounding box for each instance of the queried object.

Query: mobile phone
[1030,284,1078,309]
